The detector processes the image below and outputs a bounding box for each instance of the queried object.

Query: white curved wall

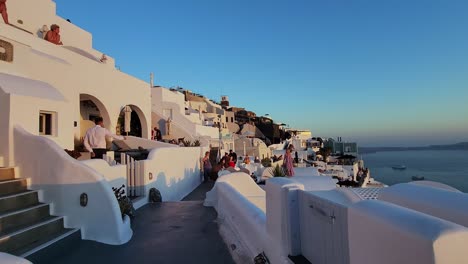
[81,159,127,190]
[141,147,206,201]
[14,127,132,245]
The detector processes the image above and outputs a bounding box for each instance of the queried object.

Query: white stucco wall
[151,87,185,116]
[348,200,468,264]
[0,92,10,167]
[14,127,132,245]
[378,183,468,228]
[81,159,127,190]
[6,0,115,66]
[1,24,152,159]
[140,147,205,201]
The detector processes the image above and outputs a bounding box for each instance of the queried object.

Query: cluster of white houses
[3,1,468,264]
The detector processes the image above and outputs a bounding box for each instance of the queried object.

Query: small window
[39,111,56,136]
[226,117,229,122]
[231,117,234,122]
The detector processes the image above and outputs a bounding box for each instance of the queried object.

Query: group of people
[220,150,237,169]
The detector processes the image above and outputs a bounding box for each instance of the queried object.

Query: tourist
[202,151,212,183]
[0,0,8,24]
[229,150,237,164]
[83,117,126,159]
[228,156,235,168]
[152,126,162,141]
[45,24,63,45]
[254,156,260,163]
[243,156,251,164]
[283,145,295,176]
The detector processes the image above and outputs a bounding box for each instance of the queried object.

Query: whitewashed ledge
[0,253,32,264]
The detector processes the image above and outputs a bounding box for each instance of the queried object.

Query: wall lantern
[80,193,88,207]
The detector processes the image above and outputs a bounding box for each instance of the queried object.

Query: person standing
[151,126,162,141]
[0,0,8,24]
[155,127,162,141]
[84,117,126,159]
[283,145,295,177]
[202,151,212,183]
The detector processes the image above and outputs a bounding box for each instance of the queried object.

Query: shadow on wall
[158,119,166,136]
[152,167,202,202]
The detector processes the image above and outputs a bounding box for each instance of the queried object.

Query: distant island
[360,142,468,154]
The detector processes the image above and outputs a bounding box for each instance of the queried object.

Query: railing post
[135,161,141,196]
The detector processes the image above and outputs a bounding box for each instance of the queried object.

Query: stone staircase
[0,167,80,262]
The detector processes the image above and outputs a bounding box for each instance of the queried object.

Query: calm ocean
[362,150,468,193]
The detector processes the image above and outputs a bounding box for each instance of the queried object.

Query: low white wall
[205,173,289,263]
[140,147,205,201]
[81,159,126,190]
[348,200,468,264]
[13,127,132,245]
[293,167,321,177]
[0,253,31,264]
[119,136,179,150]
[266,178,304,256]
[299,189,360,264]
[290,176,338,191]
[379,183,468,227]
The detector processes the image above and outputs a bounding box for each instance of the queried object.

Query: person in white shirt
[83,117,126,159]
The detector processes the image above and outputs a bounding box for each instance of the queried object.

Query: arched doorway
[116,105,148,138]
[77,94,111,148]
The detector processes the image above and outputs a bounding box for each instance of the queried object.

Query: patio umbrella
[123,105,132,135]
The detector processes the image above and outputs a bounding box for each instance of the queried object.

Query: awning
[0,73,66,101]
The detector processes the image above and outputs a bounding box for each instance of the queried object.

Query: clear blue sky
[56,0,468,147]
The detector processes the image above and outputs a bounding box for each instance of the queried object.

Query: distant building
[220,95,229,108]
[324,138,359,156]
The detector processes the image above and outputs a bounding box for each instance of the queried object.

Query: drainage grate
[352,188,382,200]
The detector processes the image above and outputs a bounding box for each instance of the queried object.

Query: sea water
[362,150,468,193]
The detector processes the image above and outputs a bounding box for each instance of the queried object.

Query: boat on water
[392,165,407,170]
[412,176,425,181]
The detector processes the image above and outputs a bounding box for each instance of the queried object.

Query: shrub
[112,184,135,219]
[183,140,192,147]
[261,157,272,167]
[269,164,285,177]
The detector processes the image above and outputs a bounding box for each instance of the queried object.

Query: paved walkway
[42,182,234,264]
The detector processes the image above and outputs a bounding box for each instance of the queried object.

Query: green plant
[269,164,285,177]
[183,139,192,147]
[261,157,272,167]
[112,185,135,219]
[192,139,201,147]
